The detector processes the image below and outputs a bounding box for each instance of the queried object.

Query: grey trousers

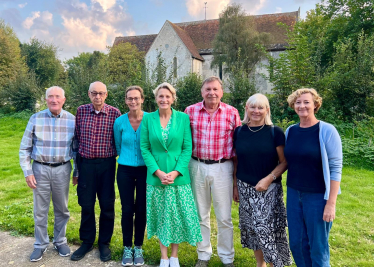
[32,161,71,249]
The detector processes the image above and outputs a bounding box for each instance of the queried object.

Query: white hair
[45,86,65,99]
[153,82,177,101]
[242,93,273,125]
[89,81,107,92]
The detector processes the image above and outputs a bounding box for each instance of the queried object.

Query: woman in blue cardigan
[113,86,148,266]
[284,88,343,267]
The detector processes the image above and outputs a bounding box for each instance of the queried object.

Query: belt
[34,160,69,167]
[192,156,228,164]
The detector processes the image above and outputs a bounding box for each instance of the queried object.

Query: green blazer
[140,108,192,186]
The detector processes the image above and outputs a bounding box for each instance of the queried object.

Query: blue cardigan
[113,112,147,167]
[285,121,343,200]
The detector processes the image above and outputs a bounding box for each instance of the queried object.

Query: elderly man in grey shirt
[19,86,77,262]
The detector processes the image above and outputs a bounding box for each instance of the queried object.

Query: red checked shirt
[75,103,121,159]
[185,101,241,160]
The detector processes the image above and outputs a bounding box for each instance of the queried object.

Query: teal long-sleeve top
[113,112,147,167]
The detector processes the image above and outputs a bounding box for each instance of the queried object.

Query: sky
[0,0,321,61]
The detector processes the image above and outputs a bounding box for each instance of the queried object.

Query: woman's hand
[233,185,239,203]
[323,203,336,222]
[255,176,273,191]
[164,171,179,184]
[155,170,169,185]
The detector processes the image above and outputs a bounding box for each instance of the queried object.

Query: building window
[173,57,177,78]
[219,63,223,80]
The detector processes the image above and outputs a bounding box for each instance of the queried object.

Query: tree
[21,38,64,89]
[107,42,144,85]
[211,3,271,75]
[0,20,27,89]
[65,51,108,112]
[175,73,203,111]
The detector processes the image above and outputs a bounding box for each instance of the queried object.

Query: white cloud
[51,0,134,58]
[18,2,27,8]
[186,0,230,19]
[91,0,116,12]
[239,0,267,15]
[22,11,40,29]
[275,7,282,13]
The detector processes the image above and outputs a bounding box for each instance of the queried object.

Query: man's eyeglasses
[90,91,106,97]
[126,97,141,102]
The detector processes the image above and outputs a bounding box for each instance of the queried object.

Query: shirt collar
[89,103,108,114]
[200,100,224,113]
[47,109,65,118]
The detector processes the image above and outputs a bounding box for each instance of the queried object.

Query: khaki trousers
[188,158,235,264]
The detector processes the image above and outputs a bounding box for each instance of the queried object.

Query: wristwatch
[270,173,277,180]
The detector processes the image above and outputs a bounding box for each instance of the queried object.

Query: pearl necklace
[247,123,265,132]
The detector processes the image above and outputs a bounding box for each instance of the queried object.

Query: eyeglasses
[126,97,141,102]
[90,91,106,97]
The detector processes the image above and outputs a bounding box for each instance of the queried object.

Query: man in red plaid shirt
[185,76,241,267]
[71,81,121,262]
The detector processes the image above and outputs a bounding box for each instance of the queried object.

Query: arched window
[173,57,177,78]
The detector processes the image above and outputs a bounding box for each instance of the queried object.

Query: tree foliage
[21,38,63,89]
[265,0,374,122]
[0,20,27,89]
[211,3,271,75]
[175,73,203,111]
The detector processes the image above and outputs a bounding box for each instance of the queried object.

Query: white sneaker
[159,258,170,267]
[170,257,180,267]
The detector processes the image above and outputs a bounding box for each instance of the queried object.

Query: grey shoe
[54,244,71,257]
[133,246,144,266]
[223,263,234,267]
[121,246,133,266]
[30,247,47,262]
[195,259,209,267]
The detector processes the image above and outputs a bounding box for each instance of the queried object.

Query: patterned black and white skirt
[237,179,292,267]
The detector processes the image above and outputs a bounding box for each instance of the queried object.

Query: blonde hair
[242,93,273,125]
[287,88,323,113]
[153,82,177,101]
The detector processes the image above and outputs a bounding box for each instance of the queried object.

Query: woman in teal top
[140,82,202,267]
[113,86,147,266]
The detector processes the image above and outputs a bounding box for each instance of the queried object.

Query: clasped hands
[155,170,179,185]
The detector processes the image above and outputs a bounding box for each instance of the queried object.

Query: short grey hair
[89,81,107,92]
[153,82,177,101]
[45,86,65,99]
[201,76,223,90]
[242,93,273,125]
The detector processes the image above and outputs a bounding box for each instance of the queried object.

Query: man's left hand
[72,177,78,186]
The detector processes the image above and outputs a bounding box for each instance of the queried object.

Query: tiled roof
[168,21,204,61]
[113,10,299,53]
[113,34,157,52]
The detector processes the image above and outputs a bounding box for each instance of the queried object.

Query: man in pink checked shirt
[185,76,241,267]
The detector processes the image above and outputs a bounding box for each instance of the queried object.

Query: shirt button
[165,150,168,153]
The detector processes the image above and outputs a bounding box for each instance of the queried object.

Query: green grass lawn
[0,116,373,266]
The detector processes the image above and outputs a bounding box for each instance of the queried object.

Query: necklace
[247,123,265,132]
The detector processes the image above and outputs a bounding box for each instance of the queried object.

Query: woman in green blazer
[140,82,202,267]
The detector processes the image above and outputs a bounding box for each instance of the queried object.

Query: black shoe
[99,245,111,262]
[70,243,93,261]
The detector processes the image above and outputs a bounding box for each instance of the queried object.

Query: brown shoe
[195,259,209,267]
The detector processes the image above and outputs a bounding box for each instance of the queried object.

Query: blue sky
[0,0,321,60]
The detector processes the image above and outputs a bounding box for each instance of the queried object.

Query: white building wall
[254,51,282,94]
[146,22,192,82]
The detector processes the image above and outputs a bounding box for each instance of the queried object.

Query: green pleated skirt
[146,184,203,247]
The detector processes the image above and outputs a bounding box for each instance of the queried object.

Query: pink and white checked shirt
[185,101,241,161]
